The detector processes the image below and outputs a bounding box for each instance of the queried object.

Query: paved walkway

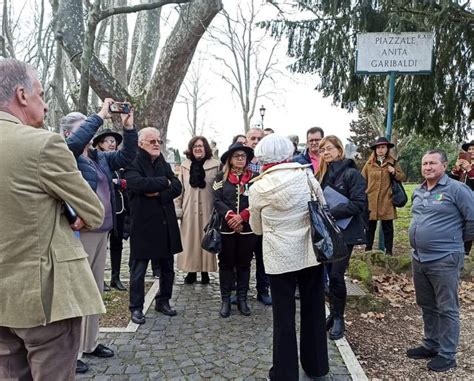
[77,246,352,380]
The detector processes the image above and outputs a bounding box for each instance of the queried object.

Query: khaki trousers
[0,317,81,381]
[79,231,108,356]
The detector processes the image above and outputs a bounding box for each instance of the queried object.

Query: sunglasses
[144,139,163,145]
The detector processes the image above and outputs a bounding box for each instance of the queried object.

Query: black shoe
[326,313,334,331]
[155,300,177,316]
[329,317,345,340]
[84,343,114,358]
[110,277,127,291]
[406,346,438,359]
[184,272,197,284]
[103,282,111,292]
[385,250,393,256]
[257,293,272,305]
[427,355,456,372]
[230,294,237,305]
[201,272,210,284]
[131,310,145,325]
[76,360,88,374]
[220,299,231,318]
[237,300,251,316]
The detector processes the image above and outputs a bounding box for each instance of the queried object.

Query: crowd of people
[0,58,472,380]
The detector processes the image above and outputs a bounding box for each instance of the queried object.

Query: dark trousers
[325,245,354,301]
[109,212,125,276]
[268,265,329,381]
[218,233,256,271]
[129,256,174,312]
[254,235,270,294]
[0,317,81,381]
[367,220,394,252]
[464,240,472,256]
[413,254,464,360]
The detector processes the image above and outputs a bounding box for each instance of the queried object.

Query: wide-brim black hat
[220,143,254,165]
[461,140,474,152]
[370,136,394,150]
[92,129,123,148]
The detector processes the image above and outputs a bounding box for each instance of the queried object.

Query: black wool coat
[124,148,183,260]
[321,159,369,245]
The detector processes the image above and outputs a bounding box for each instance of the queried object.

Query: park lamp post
[259,104,266,128]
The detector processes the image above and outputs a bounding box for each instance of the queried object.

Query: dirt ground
[345,274,473,380]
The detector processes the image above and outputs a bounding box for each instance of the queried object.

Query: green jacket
[0,112,106,328]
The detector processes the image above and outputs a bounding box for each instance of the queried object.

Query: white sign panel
[356,32,434,74]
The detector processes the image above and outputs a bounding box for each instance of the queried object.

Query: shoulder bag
[306,173,349,263]
[201,209,222,254]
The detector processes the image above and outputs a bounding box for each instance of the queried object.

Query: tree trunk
[139,0,223,142]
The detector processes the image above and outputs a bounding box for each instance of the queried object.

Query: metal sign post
[356,32,434,251]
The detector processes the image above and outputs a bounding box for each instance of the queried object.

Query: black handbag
[201,209,222,254]
[306,173,350,263]
[391,178,408,208]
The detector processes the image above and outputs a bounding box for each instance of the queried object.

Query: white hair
[0,59,35,106]
[59,112,86,136]
[138,127,160,142]
[254,134,294,164]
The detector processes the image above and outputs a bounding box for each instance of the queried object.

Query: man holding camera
[0,60,105,380]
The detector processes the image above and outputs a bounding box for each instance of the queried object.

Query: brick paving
[77,245,352,380]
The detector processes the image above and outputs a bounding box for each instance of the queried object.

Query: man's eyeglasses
[232,154,247,160]
[144,139,162,145]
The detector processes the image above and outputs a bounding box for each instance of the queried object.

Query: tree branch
[99,0,189,21]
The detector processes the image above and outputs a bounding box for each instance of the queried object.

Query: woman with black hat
[93,129,127,291]
[213,143,257,318]
[362,137,405,256]
[449,140,474,255]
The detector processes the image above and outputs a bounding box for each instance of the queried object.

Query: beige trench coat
[0,112,105,328]
[361,153,406,221]
[175,158,220,272]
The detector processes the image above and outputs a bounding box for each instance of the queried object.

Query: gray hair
[59,112,86,137]
[423,149,448,163]
[254,134,294,164]
[0,59,35,106]
[138,127,160,142]
[287,134,299,145]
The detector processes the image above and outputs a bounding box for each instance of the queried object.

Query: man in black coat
[124,127,183,324]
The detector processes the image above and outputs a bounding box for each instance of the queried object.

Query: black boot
[184,272,197,284]
[110,273,127,291]
[201,272,210,284]
[236,268,251,316]
[329,297,346,340]
[326,297,334,331]
[219,270,233,318]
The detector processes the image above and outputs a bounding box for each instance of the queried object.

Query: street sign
[356,32,434,74]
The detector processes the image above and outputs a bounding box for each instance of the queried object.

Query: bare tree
[178,52,212,137]
[209,0,281,132]
[54,0,223,142]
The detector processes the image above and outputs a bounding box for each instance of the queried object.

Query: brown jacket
[361,153,406,221]
[175,158,220,272]
[0,112,105,328]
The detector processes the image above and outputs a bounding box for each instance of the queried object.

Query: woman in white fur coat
[248,134,329,381]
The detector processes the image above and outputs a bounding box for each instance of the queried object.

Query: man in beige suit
[0,59,106,380]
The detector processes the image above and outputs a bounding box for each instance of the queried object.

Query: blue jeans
[412,253,464,360]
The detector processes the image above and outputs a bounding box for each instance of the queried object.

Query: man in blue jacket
[407,149,474,372]
[60,99,138,374]
[293,126,324,174]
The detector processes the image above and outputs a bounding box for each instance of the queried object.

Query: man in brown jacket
[0,59,105,380]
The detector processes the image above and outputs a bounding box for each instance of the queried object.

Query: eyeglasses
[144,139,162,145]
[193,144,204,149]
[102,138,116,144]
[232,154,247,160]
[319,146,337,153]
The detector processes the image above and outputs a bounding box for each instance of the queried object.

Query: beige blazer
[0,112,106,328]
[175,158,220,272]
